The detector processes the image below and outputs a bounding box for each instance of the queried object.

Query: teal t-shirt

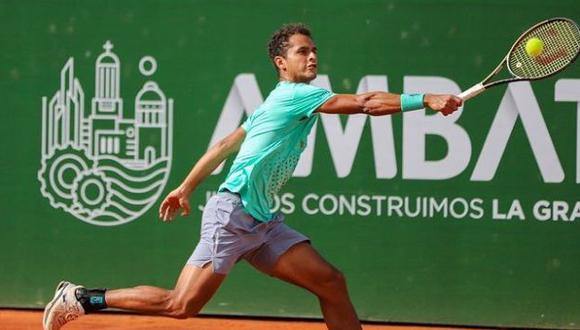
[218,81,334,221]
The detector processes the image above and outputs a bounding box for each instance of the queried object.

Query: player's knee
[316,268,347,296]
[166,294,201,319]
[328,269,347,289]
[167,302,200,319]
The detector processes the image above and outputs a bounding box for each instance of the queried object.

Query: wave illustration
[40,145,171,226]
[89,158,170,224]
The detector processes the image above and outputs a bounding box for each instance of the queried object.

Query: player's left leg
[269,241,362,330]
[244,218,361,330]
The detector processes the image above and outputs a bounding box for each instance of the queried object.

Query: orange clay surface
[0,309,491,330]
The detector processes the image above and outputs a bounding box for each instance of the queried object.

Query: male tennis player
[44,23,461,330]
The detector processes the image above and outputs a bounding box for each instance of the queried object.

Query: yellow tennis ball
[525,37,544,57]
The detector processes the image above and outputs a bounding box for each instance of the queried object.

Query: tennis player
[44,23,461,330]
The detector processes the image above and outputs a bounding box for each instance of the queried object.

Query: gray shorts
[187,191,309,275]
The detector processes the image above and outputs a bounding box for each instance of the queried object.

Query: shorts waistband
[217,189,242,204]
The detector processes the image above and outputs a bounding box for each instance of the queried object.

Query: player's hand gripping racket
[459,17,580,101]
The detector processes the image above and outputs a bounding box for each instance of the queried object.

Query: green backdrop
[1,1,579,329]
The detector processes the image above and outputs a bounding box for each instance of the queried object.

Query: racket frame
[459,17,580,101]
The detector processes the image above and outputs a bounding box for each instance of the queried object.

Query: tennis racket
[459,17,580,101]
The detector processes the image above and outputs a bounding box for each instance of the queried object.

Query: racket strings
[508,20,580,79]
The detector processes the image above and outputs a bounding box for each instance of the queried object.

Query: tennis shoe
[43,281,86,330]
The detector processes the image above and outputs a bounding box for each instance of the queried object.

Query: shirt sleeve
[291,83,335,118]
[241,111,256,131]
[241,118,250,131]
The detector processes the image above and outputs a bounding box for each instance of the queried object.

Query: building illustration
[38,41,173,226]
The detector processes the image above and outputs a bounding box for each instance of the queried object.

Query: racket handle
[458,83,486,101]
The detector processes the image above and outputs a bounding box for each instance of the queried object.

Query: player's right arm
[159,127,246,222]
[316,93,462,116]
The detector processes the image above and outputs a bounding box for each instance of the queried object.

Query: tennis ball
[525,37,544,57]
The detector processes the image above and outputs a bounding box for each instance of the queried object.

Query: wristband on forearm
[400,93,425,112]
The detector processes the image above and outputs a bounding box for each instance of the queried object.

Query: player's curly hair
[268,23,312,72]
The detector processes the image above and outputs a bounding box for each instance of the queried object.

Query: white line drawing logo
[38,41,173,226]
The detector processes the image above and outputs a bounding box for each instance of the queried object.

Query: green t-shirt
[218,81,335,221]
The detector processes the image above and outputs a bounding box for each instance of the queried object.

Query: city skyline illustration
[38,41,174,226]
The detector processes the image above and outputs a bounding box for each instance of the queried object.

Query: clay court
[0,309,488,330]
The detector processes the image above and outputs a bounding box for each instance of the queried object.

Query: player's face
[277,34,317,83]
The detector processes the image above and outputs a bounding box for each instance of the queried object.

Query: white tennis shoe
[43,281,86,330]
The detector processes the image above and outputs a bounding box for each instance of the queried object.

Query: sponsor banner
[0,1,578,328]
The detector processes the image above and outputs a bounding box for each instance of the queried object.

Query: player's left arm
[159,127,246,222]
[316,93,462,116]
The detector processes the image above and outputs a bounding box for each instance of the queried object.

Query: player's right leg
[43,192,242,330]
[43,263,225,330]
[105,263,225,317]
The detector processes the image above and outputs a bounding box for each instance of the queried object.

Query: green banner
[1,1,579,329]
